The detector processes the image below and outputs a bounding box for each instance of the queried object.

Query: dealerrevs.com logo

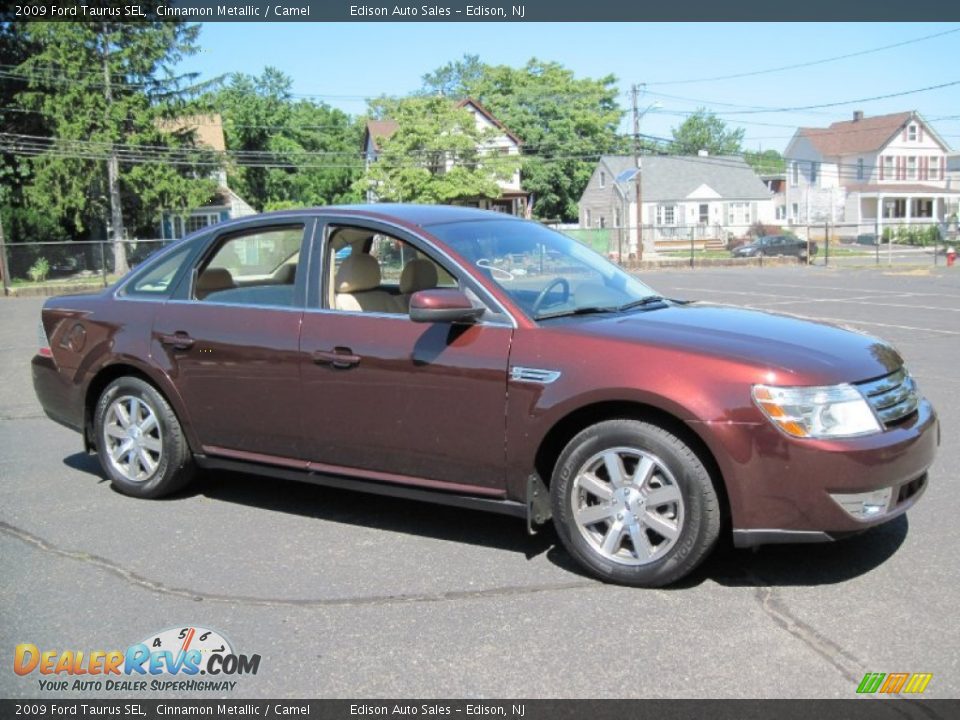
[14,626,261,693]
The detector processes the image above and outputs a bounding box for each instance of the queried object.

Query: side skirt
[195,455,529,520]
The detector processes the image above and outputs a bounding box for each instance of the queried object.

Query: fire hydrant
[947,247,957,267]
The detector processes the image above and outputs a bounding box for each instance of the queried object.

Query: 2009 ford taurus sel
[32,205,939,586]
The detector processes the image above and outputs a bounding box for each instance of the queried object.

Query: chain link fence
[558,221,957,269]
[2,220,958,296]
[0,239,174,295]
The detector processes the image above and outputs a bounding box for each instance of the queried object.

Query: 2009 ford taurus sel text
[32,205,939,586]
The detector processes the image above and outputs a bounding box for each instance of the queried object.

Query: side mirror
[409,289,485,324]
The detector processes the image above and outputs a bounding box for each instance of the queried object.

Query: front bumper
[722,397,939,546]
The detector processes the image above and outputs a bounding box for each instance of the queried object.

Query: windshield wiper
[534,306,618,320]
[616,295,669,312]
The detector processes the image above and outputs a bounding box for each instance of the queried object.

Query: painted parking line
[738,309,960,336]
[756,282,960,299]
[757,298,960,313]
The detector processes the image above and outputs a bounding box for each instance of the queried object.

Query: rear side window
[195,225,304,306]
[125,243,194,297]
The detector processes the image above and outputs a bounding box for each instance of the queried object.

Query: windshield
[427,219,658,319]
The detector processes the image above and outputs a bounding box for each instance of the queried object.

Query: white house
[362,98,528,215]
[156,114,256,240]
[784,110,958,237]
[577,154,776,256]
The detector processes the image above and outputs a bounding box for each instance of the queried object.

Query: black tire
[550,419,720,587]
[93,376,194,498]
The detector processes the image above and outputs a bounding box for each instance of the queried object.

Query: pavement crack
[751,578,866,685]
[0,519,596,608]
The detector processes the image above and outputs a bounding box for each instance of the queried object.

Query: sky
[179,22,960,153]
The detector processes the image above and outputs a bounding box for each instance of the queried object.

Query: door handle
[158,332,195,351]
[313,347,360,369]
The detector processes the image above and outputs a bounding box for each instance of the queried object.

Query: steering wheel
[532,278,570,314]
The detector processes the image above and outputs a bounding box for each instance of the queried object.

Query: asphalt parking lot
[1,264,958,700]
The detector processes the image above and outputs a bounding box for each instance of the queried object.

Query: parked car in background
[856,233,879,246]
[32,205,937,587]
[732,234,817,259]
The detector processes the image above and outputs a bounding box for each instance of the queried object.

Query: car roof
[246,203,519,229]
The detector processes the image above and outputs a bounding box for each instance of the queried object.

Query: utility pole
[632,84,643,262]
[101,25,128,276]
[0,213,11,297]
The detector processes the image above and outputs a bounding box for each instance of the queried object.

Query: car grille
[857,368,920,427]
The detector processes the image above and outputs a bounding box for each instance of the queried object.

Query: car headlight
[752,383,881,438]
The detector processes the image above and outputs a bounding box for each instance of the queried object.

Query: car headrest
[196,267,235,299]
[399,258,439,294]
[335,253,381,293]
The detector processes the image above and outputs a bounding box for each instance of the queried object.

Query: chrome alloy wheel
[571,447,685,566]
[102,395,163,483]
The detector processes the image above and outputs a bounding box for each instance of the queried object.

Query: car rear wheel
[94,376,194,498]
[550,419,720,587]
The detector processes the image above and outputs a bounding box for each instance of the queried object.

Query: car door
[151,219,313,460]
[298,220,514,493]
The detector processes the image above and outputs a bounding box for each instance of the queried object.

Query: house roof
[156,114,226,152]
[598,155,772,202]
[795,111,949,156]
[362,98,521,151]
[455,98,522,145]
[363,119,400,151]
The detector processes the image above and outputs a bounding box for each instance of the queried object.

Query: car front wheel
[551,419,720,587]
[94,376,195,498]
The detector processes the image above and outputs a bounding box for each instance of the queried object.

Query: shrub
[27,257,50,283]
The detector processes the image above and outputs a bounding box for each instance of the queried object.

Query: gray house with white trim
[578,154,775,255]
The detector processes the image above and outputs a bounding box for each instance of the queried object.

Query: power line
[645,27,960,86]
[706,80,960,116]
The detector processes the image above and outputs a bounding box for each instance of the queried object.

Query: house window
[791,203,799,221]
[907,157,917,180]
[908,124,918,141]
[599,216,606,229]
[776,206,786,220]
[857,158,864,180]
[585,209,591,227]
[599,171,606,188]
[186,213,220,235]
[915,199,933,218]
[790,161,799,187]
[698,204,709,224]
[883,156,894,180]
[656,204,676,225]
[614,208,621,228]
[809,161,819,185]
[929,157,940,181]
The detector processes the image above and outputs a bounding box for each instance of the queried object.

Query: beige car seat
[395,258,440,310]
[334,253,397,313]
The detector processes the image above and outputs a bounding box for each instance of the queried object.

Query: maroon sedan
[32,205,939,586]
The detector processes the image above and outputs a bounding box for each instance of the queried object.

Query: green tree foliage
[743,148,786,175]
[9,19,216,270]
[421,56,623,222]
[211,68,362,211]
[669,109,745,156]
[356,96,518,204]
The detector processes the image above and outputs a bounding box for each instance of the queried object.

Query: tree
[421,56,624,222]
[11,18,216,272]
[669,109,745,156]
[211,68,362,211]
[743,148,785,176]
[355,96,518,204]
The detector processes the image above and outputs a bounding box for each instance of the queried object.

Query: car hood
[569,303,902,384]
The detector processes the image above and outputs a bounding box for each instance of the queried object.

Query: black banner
[7,0,960,22]
[2,700,960,720]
